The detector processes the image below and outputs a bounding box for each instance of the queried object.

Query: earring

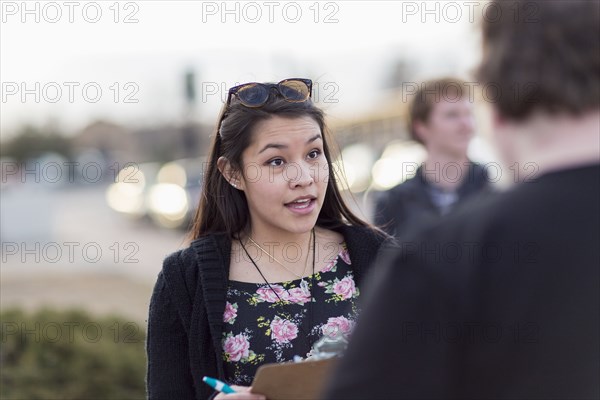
[231,182,237,188]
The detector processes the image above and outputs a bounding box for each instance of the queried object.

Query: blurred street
[1,184,186,324]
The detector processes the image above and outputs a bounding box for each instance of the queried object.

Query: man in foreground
[324,1,600,398]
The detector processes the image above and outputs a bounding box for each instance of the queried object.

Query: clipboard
[250,357,338,400]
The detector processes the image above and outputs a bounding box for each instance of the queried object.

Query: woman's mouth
[284,198,317,215]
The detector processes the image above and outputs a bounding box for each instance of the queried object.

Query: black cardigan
[146,225,386,400]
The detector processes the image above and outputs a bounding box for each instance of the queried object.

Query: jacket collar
[415,161,488,197]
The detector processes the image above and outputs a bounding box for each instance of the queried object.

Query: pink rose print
[223,333,250,362]
[287,287,311,304]
[339,247,351,265]
[256,285,288,303]
[333,276,356,300]
[321,316,354,338]
[321,259,336,273]
[270,316,298,344]
[223,302,237,324]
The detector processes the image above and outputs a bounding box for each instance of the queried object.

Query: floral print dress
[221,242,359,386]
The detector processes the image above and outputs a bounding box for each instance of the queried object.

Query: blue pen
[203,376,237,394]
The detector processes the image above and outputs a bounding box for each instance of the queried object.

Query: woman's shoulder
[159,246,198,295]
[161,233,231,281]
[162,246,195,272]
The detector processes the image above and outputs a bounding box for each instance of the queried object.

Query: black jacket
[146,225,386,400]
[374,162,492,239]
[324,164,600,399]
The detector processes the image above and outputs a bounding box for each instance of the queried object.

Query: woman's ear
[217,156,243,190]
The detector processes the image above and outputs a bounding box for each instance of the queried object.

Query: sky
[1,0,487,137]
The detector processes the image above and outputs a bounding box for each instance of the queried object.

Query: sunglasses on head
[227,78,313,108]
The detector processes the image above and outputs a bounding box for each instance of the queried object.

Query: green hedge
[1,308,147,400]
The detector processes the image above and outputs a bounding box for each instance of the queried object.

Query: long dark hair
[187,93,374,242]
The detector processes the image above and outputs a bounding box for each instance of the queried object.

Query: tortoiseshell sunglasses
[226,78,312,107]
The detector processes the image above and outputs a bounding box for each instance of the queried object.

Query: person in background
[374,77,491,239]
[146,78,387,400]
[324,1,599,399]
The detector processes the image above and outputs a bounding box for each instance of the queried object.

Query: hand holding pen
[203,377,266,400]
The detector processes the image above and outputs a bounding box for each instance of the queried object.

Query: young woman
[146,78,388,400]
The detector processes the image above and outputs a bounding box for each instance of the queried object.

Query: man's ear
[217,156,243,190]
[413,120,428,144]
[491,107,506,130]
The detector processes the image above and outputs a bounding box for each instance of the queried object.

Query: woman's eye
[268,158,285,167]
[308,150,321,159]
